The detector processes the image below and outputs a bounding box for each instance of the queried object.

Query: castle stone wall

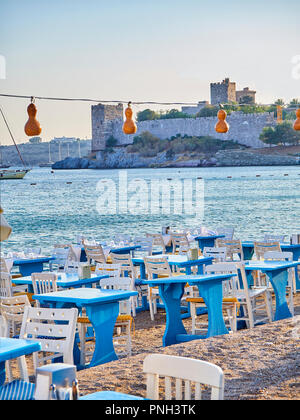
[106,112,275,149]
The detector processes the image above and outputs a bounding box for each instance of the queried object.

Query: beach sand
[8,294,300,400]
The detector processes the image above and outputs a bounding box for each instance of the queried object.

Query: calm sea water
[1,166,299,254]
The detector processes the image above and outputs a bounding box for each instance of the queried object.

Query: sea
[1,166,299,254]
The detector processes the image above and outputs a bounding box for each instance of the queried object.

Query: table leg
[85,302,119,367]
[268,268,292,321]
[242,246,254,261]
[197,281,229,338]
[158,283,187,347]
[0,361,5,387]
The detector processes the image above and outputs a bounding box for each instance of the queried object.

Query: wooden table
[143,273,236,347]
[12,272,109,293]
[242,241,300,290]
[33,288,138,368]
[12,257,55,277]
[0,338,41,386]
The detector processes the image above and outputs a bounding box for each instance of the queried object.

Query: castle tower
[210,78,236,105]
[91,103,123,152]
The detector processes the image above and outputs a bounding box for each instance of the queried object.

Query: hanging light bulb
[122,102,137,135]
[25,97,42,137]
[215,107,229,133]
[294,108,300,131]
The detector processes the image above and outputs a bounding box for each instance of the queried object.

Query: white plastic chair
[143,354,224,400]
[20,306,78,371]
[50,246,71,271]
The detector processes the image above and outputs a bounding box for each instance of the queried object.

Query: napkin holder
[187,248,198,261]
[34,364,79,400]
[78,263,91,279]
[291,234,300,245]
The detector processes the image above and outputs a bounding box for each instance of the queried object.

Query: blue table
[80,391,145,400]
[80,245,141,262]
[242,241,300,290]
[13,257,55,277]
[132,254,213,279]
[143,274,235,347]
[244,261,300,321]
[195,235,225,251]
[12,272,109,293]
[33,288,138,368]
[0,338,41,386]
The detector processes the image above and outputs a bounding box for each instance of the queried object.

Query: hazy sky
[0,0,299,144]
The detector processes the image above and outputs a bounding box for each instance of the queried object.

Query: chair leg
[148,289,155,321]
[78,323,87,366]
[264,292,273,322]
[18,356,29,382]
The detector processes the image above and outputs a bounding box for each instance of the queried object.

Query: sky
[0,0,299,144]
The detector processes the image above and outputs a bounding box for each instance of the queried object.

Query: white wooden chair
[50,245,71,271]
[263,251,295,316]
[110,253,139,316]
[0,295,31,383]
[144,257,172,321]
[170,232,190,254]
[0,257,10,273]
[216,239,244,261]
[146,233,166,254]
[203,247,227,262]
[132,237,153,257]
[188,262,272,332]
[216,227,234,240]
[0,272,29,298]
[254,242,281,260]
[83,242,106,265]
[19,306,78,371]
[31,272,58,307]
[143,354,224,400]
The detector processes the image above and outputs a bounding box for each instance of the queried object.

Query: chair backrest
[112,234,132,245]
[20,306,78,369]
[110,253,136,280]
[0,295,31,337]
[143,354,224,400]
[203,247,227,262]
[133,237,153,256]
[64,260,81,274]
[204,262,239,295]
[84,243,106,264]
[95,263,121,279]
[0,272,13,298]
[0,257,10,273]
[216,239,244,261]
[24,247,42,256]
[51,246,71,269]
[100,276,132,315]
[146,234,166,253]
[31,272,58,295]
[144,257,172,279]
[170,232,189,252]
[263,234,286,243]
[216,227,234,240]
[254,242,281,260]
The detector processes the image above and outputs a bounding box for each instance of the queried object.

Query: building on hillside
[210,78,236,105]
[51,136,78,144]
[236,87,256,104]
[181,101,209,115]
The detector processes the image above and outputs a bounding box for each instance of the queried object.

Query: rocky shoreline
[52,147,300,169]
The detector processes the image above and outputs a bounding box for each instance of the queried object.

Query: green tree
[196,105,219,118]
[274,99,285,106]
[137,109,159,122]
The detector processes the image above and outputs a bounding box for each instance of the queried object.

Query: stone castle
[91,79,270,153]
